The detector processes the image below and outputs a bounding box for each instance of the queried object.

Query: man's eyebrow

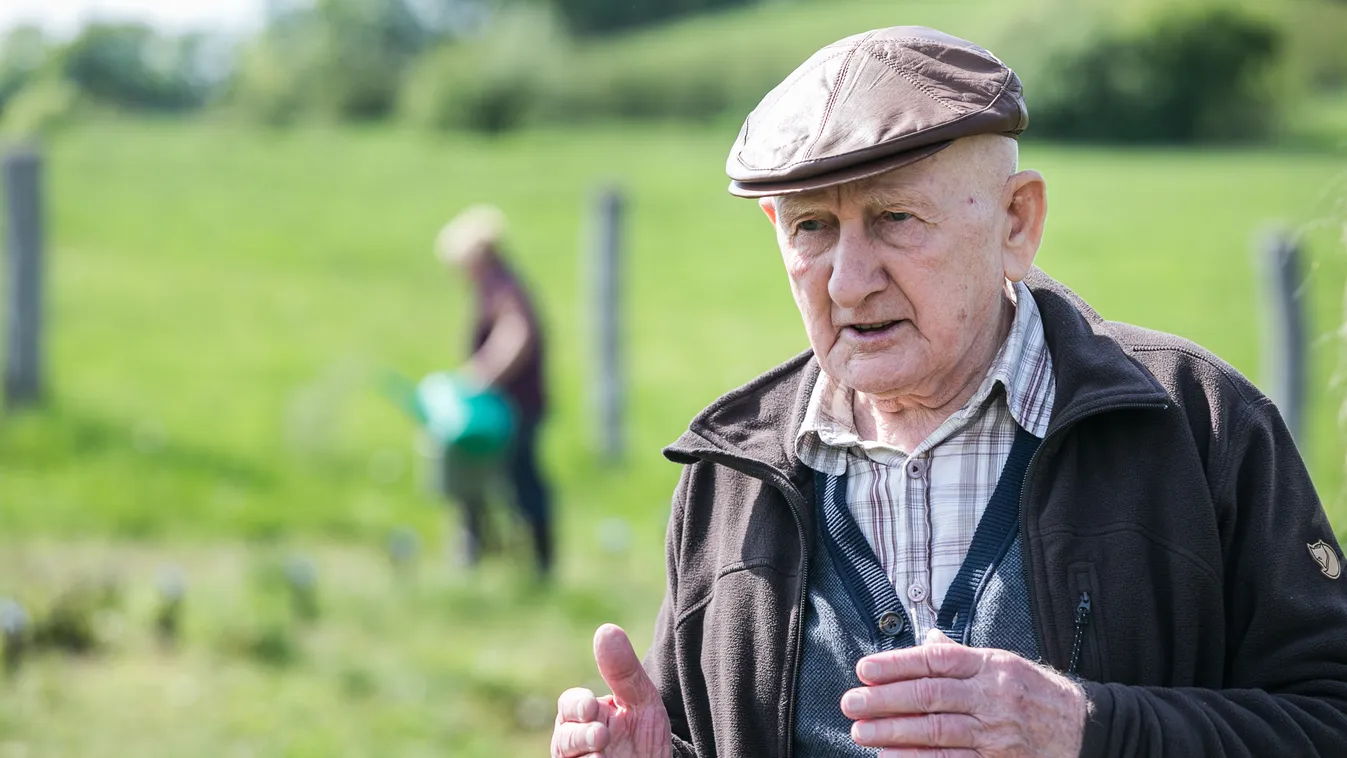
[774,195,833,222]
[860,185,937,211]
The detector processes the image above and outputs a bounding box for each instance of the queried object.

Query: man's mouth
[847,320,900,334]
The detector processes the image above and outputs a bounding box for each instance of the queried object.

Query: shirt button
[907,583,927,603]
[905,458,927,479]
[877,611,904,637]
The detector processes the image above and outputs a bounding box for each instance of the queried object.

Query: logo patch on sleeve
[1308,540,1341,579]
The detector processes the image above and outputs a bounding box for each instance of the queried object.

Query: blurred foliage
[1,0,1344,144]
[229,0,446,123]
[56,24,214,112]
[520,0,1342,143]
[0,25,50,113]
[1029,6,1283,143]
[30,584,113,655]
[0,21,225,126]
[400,4,567,132]
[1282,0,1347,91]
[0,77,80,140]
[547,0,756,36]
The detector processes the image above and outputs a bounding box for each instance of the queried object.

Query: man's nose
[827,221,887,309]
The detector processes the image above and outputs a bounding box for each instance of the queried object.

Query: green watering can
[383,371,516,460]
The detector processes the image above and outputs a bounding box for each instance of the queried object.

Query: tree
[54,23,213,112]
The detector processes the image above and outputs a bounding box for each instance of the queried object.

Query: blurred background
[0,0,1343,755]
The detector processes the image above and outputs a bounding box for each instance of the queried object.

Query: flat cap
[726,26,1027,198]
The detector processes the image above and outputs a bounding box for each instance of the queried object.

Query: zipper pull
[1068,591,1092,675]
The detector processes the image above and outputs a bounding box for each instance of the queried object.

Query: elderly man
[550,26,1347,757]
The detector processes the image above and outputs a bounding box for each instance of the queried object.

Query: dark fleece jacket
[649,270,1347,757]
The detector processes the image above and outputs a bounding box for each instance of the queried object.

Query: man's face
[762,139,1029,402]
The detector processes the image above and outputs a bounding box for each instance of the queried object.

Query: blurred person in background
[435,205,554,577]
[550,26,1347,758]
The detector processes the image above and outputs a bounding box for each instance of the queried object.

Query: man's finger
[550,720,609,757]
[856,642,983,685]
[841,678,978,719]
[851,713,979,749]
[877,749,980,758]
[924,627,957,645]
[593,623,661,708]
[557,687,601,723]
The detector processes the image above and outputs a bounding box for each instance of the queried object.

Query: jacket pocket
[1066,562,1110,681]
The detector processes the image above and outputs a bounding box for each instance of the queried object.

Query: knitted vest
[794,427,1041,756]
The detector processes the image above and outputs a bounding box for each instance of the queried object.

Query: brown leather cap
[726,26,1028,198]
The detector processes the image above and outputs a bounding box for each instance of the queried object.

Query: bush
[55,23,211,112]
[552,0,758,37]
[227,35,315,127]
[230,0,439,125]
[400,5,567,134]
[541,20,793,124]
[1028,6,1283,143]
[31,587,102,655]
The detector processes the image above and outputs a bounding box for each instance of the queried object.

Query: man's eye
[884,211,913,223]
[797,219,825,232]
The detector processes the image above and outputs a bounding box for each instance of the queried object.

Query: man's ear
[1002,170,1047,283]
[759,197,778,227]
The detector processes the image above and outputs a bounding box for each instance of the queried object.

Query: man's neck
[852,288,1016,453]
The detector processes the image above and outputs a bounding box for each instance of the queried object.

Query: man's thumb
[594,623,659,708]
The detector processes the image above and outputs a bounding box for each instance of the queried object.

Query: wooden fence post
[591,188,625,462]
[4,144,45,411]
[1257,229,1306,444]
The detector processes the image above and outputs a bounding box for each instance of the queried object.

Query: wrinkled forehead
[771,135,1016,219]
[773,164,947,217]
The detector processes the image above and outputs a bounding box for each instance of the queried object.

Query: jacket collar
[663,269,1170,477]
[1023,269,1171,431]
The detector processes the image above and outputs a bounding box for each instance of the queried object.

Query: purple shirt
[472,257,546,423]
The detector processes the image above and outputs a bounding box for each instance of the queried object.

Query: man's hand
[842,628,1086,757]
[551,624,673,758]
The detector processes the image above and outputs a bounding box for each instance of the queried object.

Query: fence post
[3,143,45,411]
[1257,229,1306,444]
[591,188,625,462]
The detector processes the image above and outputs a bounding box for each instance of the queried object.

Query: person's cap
[726,26,1027,198]
[435,204,506,266]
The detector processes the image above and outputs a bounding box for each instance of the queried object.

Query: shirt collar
[796,280,1056,473]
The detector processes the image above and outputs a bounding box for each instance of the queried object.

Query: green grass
[0,119,1344,755]
[0,540,658,757]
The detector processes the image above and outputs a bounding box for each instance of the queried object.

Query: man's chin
[831,363,917,398]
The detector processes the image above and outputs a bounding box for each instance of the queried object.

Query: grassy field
[0,119,1344,756]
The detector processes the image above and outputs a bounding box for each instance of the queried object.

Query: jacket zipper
[1067,591,1092,675]
[772,470,809,758]
[719,458,811,758]
[1017,399,1167,670]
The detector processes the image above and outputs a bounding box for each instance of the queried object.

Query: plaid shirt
[796,281,1055,639]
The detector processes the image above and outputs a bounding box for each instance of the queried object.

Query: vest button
[877,611,904,637]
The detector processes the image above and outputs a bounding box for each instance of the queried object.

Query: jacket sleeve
[1080,397,1347,756]
[643,467,700,758]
